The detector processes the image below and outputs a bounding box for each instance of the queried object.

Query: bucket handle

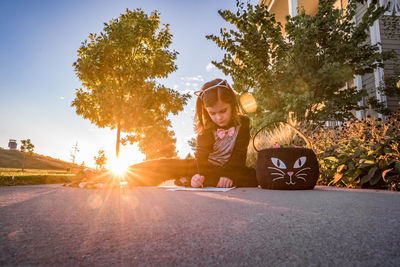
[252,121,312,152]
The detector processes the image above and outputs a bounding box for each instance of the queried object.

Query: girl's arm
[194,131,221,183]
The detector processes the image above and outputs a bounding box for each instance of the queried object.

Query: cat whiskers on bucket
[296,176,307,181]
[271,173,285,181]
[295,167,311,181]
[267,167,285,181]
[267,166,285,173]
[295,175,308,182]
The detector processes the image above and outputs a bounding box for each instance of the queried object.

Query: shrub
[308,110,400,190]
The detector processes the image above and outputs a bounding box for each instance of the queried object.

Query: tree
[140,126,177,160]
[70,142,79,164]
[20,139,34,171]
[206,0,395,127]
[122,122,177,160]
[94,149,107,171]
[72,8,190,158]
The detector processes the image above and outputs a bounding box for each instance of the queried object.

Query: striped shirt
[208,125,241,166]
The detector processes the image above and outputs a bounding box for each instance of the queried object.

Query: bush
[308,110,400,190]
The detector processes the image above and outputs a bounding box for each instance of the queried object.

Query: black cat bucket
[252,121,319,190]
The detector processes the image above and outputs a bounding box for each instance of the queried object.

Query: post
[368,0,386,119]
[354,75,366,119]
[288,0,298,17]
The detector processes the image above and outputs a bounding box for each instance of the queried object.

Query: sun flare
[105,147,144,180]
[239,93,257,113]
[108,157,131,177]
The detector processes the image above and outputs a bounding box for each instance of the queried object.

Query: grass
[0,168,75,176]
[0,168,76,186]
[0,149,82,186]
[0,149,80,170]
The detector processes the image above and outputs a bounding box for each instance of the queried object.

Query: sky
[0,0,257,168]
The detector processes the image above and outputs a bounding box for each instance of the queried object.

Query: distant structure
[8,139,17,150]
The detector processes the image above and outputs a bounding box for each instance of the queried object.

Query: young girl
[126,78,258,188]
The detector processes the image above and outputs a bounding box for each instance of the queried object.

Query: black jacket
[194,115,250,184]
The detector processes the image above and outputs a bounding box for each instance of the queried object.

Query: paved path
[1,184,399,266]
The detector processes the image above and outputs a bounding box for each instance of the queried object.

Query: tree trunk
[116,123,121,158]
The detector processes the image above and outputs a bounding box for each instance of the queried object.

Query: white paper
[158,186,236,192]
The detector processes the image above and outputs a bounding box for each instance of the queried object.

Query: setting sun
[106,147,144,177]
[107,155,135,177]
[108,157,129,176]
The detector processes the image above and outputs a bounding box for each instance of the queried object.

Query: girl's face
[205,101,232,127]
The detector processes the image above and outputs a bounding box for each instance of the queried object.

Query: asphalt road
[1,184,399,266]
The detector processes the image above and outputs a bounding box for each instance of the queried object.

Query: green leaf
[324,156,338,162]
[369,169,382,186]
[353,169,362,180]
[348,162,355,170]
[364,160,375,165]
[367,166,378,181]
[337,164,347,173]
[395,163,400,174]
[360,175,371,185]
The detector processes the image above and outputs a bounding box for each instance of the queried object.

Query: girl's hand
[217,177,233,188]
[191,174,205,188]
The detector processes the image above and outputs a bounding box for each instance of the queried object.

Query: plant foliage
[20,139,34,172]
[72,8,190,157]
[94,149,107,170]
[310,110,400,190]
[207,0,395,127]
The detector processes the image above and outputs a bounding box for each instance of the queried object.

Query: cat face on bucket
[256,147,319,190]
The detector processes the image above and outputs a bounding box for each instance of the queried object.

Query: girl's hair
[194,79,242,135]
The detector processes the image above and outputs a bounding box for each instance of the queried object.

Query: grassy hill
[0,148,80,170]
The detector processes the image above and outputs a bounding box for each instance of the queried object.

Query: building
[8,139,17,150]
[259,0,400,119]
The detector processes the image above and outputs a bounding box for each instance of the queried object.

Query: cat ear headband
[194,79,233,98]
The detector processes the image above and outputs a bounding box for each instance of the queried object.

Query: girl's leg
[185,164,258,187]
[185,161,220,187]
[233,167,258,187]
[125,158,194,186]
[185,162,226,187]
